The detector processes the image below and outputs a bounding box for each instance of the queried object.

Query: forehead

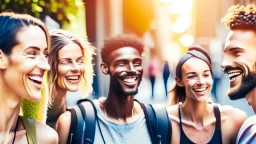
[225,30,256,51]
[58,42,82,58]
[108,46,141,62]
[182,57,210,73]
[15,26,47,49]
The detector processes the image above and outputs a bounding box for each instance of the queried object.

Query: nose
[197,77,206,84]
[221,55,232,69]
[128,63,136,72]
[37,55,50,71]
[71,62,80,72]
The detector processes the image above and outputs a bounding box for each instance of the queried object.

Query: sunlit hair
[222,4,256,30]
[101,34,144,65]
[0,12,50,55]
[48,29,95,104]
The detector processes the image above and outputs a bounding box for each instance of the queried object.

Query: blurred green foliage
[0,0,82,26]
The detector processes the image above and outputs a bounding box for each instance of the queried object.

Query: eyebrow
[224,47,245,53]
[25,46,42,51]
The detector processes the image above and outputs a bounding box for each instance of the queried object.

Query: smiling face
[57,42,85,92]
[105,46,143,96]
[178,57,213,102]
[222,29,256,100]
[2,26,50,101]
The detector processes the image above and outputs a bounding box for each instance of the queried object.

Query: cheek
[80,65,85,73]
[15,60,37,74]
[58,66,69,76]
[186,79,197,87]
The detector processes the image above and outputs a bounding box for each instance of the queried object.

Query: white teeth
[29,76,42,82]
[194,87,207,92]
[66,76,79,80]
[227,70,242,79]
[123,77,136,83]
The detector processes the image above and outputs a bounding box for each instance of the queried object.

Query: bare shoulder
[167,104,179,122]
[36,122,58,144]
[56,111,71,135]
[56,111,72,144]
[57,111,71,127]
[219,104,247,122]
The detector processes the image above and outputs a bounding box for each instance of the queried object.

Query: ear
[100,63,109,75]
[175,77,184,87]
[0,49,7,69]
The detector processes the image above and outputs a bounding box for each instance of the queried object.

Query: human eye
[59,59,71,65]
[27,51,37,58]
[44,53,49,58]
[133,61,142,66]
[116,61,125,66]
[77,59,84,65]
[187,75,195,79]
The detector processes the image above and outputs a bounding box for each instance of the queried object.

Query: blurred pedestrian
[148,60,157,98]
[163,61,170,97]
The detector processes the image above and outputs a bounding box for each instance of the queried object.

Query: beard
[110,73,142,96]
[228,71,256,100]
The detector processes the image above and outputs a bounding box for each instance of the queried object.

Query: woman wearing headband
[0,12,58,143]
[167,46,246,144]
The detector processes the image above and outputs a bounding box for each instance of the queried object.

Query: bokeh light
[179,34,194,47]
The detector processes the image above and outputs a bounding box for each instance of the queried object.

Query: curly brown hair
[222,4,256,30]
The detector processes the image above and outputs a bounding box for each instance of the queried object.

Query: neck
[53,87,67,108]
[103,90,136,121]
[182,98,211,127]
[0,76,21,134]
[245,87,256,113]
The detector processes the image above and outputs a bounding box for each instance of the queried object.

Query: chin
[27,92,41,102]
[67,87,79,92]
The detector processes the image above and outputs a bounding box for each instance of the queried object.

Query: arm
[237,115,256,144]
[36,122,59,144]
[56,111,72,144]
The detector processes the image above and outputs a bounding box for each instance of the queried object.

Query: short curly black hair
[101,34,144,65]
[222,4,256,30]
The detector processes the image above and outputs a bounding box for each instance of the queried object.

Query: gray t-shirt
[236,115,256,144]
[93,100,152,144]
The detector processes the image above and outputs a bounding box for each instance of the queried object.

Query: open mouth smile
[227,70,243,83]
[193,87,208,92]
[65,75,81,83]
[118,75,139,86]
[28,75,43,89]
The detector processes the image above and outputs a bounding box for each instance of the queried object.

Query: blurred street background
[1,0,254,116]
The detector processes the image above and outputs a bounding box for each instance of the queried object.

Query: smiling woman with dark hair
[167,45,247,144]
[0,12,58,144]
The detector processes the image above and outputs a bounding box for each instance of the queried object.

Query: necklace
[12,116,19,144]
[99,102,135,120]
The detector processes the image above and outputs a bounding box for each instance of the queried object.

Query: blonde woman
[46,29,95,128]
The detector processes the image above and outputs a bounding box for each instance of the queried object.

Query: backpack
[67,99,172,144]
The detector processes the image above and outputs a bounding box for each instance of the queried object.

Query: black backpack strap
[140,102,157,143]
[135,99,171,144]
[67,105,85,144]
[152,105,171,144]
[78,99,97,144]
